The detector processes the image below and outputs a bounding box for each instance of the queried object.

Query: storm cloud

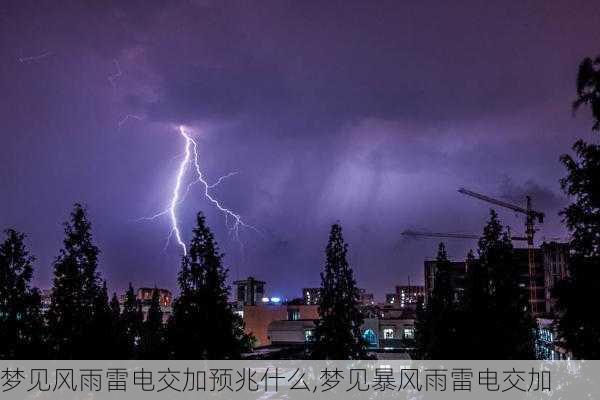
[1,0,599,300]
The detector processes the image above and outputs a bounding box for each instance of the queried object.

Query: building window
[304,329,314,342]
[288,309,300,321]
[362,329,378,348]
[237,286,246,302]
[383,328,394,339]
[403,328,414,339]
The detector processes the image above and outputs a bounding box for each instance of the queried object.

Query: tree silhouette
[0,229,45,358]
[47,204,102,359]
[139,288,167,359]
[312,223,365,359]
[121,283,143,358]
[573,56,600,130]
[108,291,127,356]
[555,55,600,359]
[169,212,251,359]
[415,243,460,359]
[89,281,116,358]
[460,210,535,359]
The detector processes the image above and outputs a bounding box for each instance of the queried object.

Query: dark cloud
[1,0,599,300]
[498,177,568,213]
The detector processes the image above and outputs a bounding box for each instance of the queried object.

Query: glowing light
[142,125,254,255]
[270,297,281,303]
[261,297,270,303]
[168,127,192,255]
[118,114,143,129]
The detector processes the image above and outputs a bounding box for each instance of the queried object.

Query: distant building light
[270,297,281,303]
[261,297,270,303]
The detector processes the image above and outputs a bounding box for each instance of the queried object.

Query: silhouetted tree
[573,56,600,130]
[139,288,167,359]
[47,204,102,359]
[555,55,600,359]
[460,210,535,359]
[414,298,428,359]
[110,292,121,323]
[89,281,116,359]
[312,223,365,359]
[108,291,127,355]
[415,243,460,359]
[0,229,45,358]
[169,212,251,359]
[121,283,142,358]
[457,249,488,356]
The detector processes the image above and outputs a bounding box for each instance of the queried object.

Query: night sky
[1,1,599,301]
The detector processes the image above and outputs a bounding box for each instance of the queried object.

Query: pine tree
[169,212,250,359]
[139,288,167,359]
[22,288,46,358]
[415,243,459,359]
[460,210,535,359]
[121,283,142,358]
[110,293,121,323]
[89,281,115,359]
[311,223,365,359]
[555,55,600,359]
[47,204,101,359]
[108,291,126,355]
[458,249,489,357]
[0,229,45,358]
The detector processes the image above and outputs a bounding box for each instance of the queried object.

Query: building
[136,287,172,307]
[385,285,424,308]
[305,287,373,306]
[423,242,570,316]
[385,293,397,305]
[513,248,546,315]
[359,289,375,306]
[268,320,317,346]
[394,285,424,308]
[243,303,319,347]
[424,259,467,304]
[541,242,569,315]
[40,289,52,314]
[302,288,321,305]
[136,288,173,323]
[233,276,266,306]
[362,316,415,351]
[536,318,570,360]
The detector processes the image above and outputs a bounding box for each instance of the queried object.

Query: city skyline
[2,1,600,298]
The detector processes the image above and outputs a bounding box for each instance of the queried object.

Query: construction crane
[457,188,545,314]
[402,230,527,242]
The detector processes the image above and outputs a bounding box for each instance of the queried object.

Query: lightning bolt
[118,114,143,129]
[142,125,253,255]
[17,51,53,63]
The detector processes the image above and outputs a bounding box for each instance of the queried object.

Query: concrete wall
[243,304,319,346]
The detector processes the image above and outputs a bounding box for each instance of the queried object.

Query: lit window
[403,328,414,339]
[304,329,314,342]
[383,328,394,339]
[288,309,300,321]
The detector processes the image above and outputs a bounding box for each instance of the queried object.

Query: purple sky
[1,1,599,301]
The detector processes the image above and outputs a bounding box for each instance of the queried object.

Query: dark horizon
[2,1,600,301]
